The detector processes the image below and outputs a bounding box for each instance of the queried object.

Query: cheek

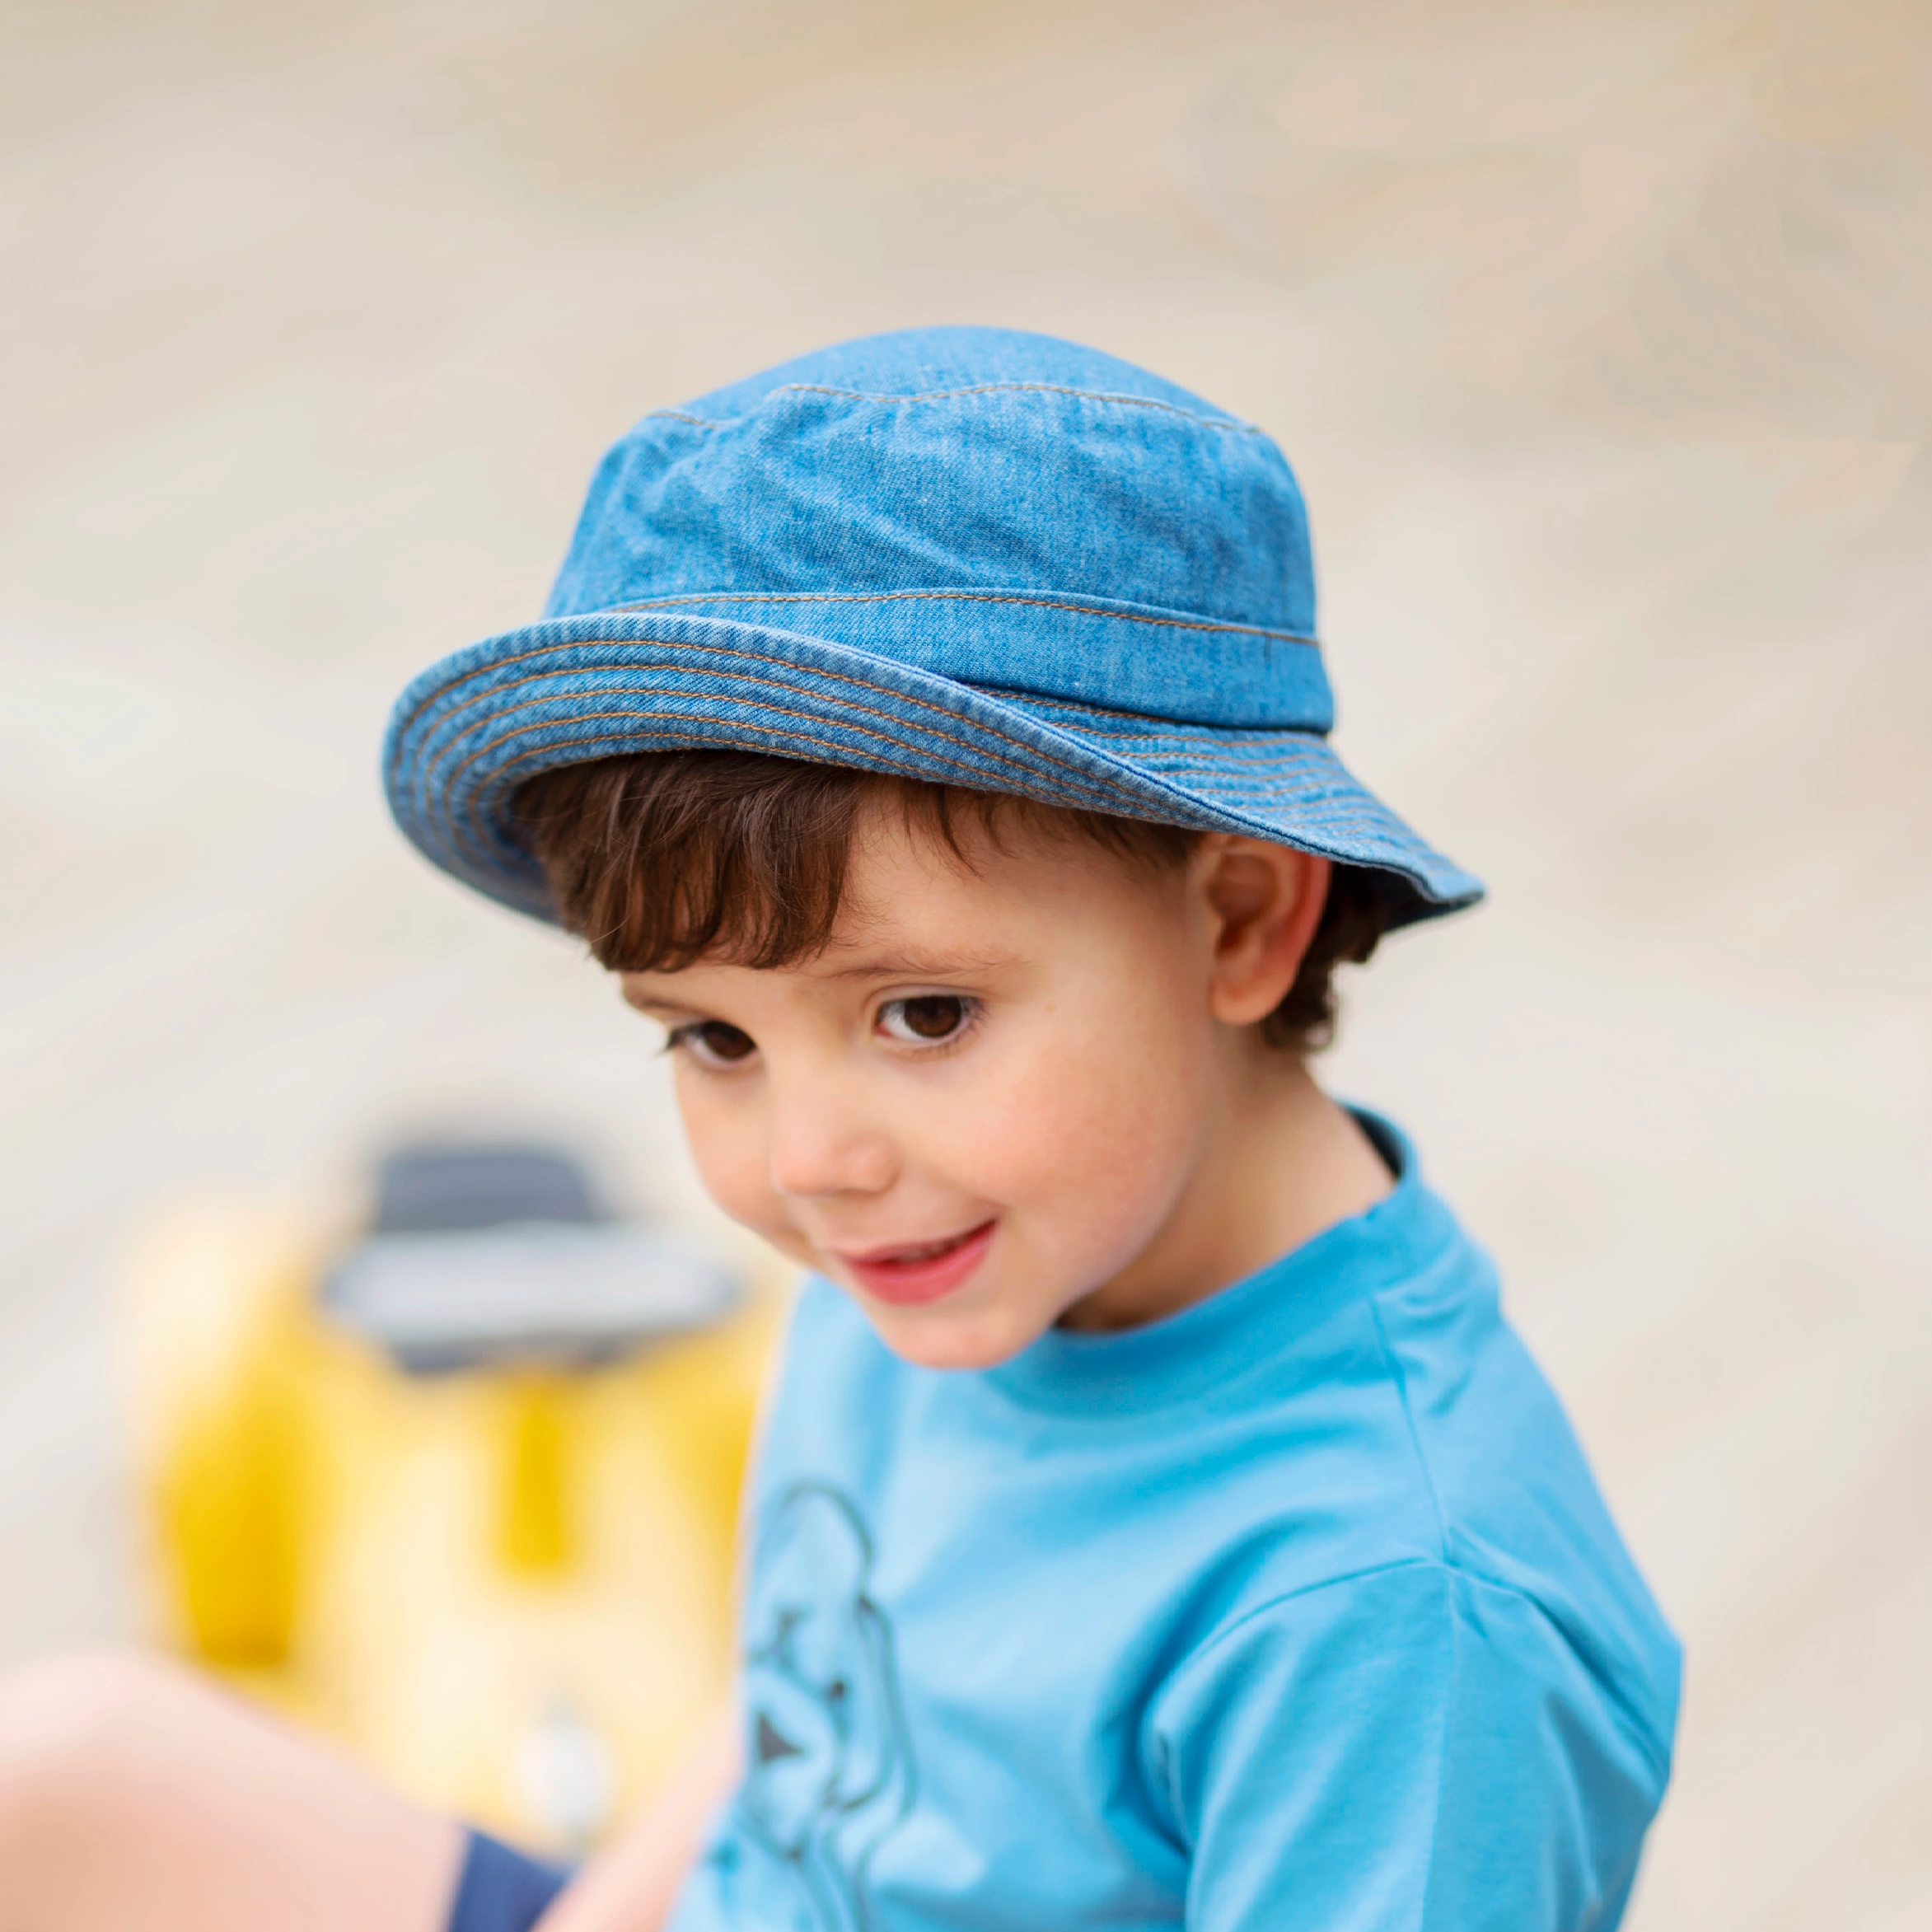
[947,1002,1210,1242]
[672,1071,777,1228]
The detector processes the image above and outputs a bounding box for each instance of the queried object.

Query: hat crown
[384,329,1480,930]
[542,328,1329,732]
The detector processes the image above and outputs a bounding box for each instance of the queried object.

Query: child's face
[622,806,1319,1370]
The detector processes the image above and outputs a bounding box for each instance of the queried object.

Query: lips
[834,1219,996,1307]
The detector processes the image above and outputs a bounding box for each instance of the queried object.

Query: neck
[1060,1055,1392,1334]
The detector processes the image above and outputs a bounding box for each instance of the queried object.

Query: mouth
[832,1219,997,1307]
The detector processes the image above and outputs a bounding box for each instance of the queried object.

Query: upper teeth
[896,1236,955,1261]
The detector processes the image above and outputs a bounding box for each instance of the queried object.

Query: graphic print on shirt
[736,1481,915,1932]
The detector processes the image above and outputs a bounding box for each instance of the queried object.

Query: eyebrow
[619,982,691,1016]
[619,949,1016,1012]
[819,949,1014,980]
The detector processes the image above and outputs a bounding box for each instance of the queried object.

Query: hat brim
[383,610,1483,930]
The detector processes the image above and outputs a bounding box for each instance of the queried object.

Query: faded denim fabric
[383,327,1482,925]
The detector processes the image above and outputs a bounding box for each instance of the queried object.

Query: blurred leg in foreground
[0,1650,462,1932]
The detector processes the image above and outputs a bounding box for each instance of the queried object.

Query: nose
[765,1072,898,1201]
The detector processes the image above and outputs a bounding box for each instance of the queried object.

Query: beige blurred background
[2,0,1929,1924]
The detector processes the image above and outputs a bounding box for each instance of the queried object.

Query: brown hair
[512,751,1392,1051]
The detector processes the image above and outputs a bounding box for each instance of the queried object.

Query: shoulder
[1147,1181,1682,1803]
[1350,1200,1683,1771]
[1133,1142,1682,1785]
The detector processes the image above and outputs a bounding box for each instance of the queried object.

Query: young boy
[0,328,1678,1932]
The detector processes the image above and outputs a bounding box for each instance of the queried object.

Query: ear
[1194,836,1331,1027]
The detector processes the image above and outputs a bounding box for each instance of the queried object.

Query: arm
[0,1651,463,1932]
[538,1707,741,1932]
[1154,1563,1673,1931]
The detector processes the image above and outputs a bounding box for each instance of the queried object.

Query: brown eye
[877,995,972,1045]
[676,1020,758,1068]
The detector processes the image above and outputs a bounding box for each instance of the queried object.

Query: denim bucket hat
[384,327,1481,927]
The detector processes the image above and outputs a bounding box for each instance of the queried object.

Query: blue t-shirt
[668,1116,1680,1932]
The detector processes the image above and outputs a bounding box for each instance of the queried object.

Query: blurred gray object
[325,1144,740,1373]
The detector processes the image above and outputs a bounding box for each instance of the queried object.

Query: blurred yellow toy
[121,1144,778,1856]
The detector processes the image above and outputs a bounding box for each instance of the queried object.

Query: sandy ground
[2,1,1929,1925]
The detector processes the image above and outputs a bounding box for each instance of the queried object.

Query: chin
[866,1301,1047,1373]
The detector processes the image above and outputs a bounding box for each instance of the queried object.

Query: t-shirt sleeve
[1148,1560,1670,1932]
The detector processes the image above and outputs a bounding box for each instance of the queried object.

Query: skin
[0,806,1388,1932]
[622,805,1392,1370]
[0,1652,461,1932]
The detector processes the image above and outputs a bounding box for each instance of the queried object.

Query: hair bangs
[512,750,1390,1049]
